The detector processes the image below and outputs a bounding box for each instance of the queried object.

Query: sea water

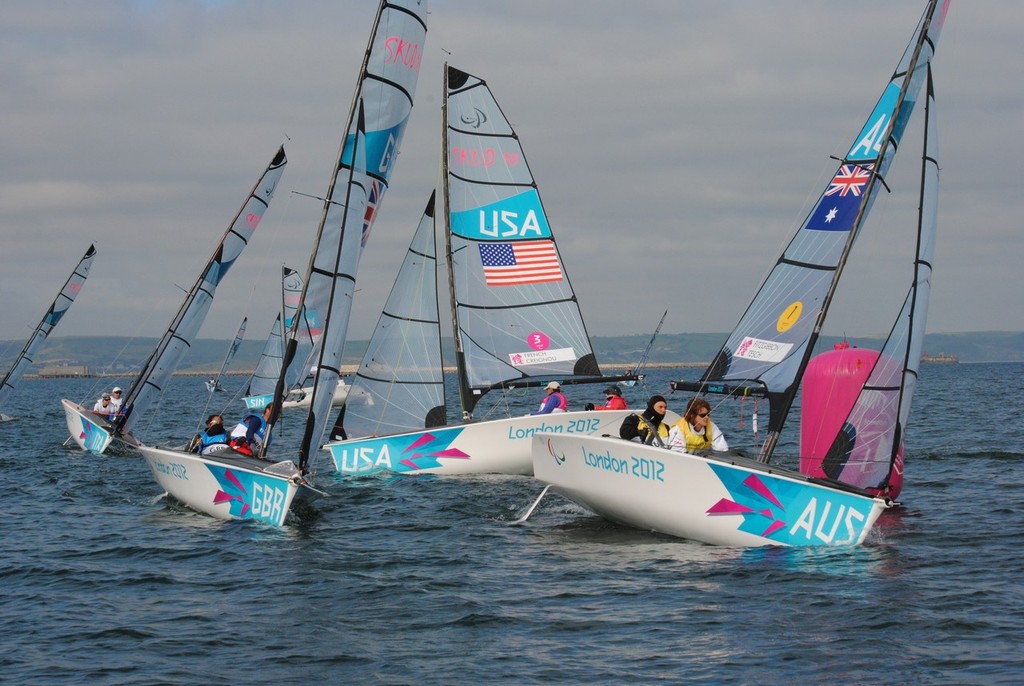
[1,364,1021,684]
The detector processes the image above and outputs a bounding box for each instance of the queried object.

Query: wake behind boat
[527,0,948,547]
[325,66,643,477]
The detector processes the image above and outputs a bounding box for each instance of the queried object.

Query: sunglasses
[696,411,710,418]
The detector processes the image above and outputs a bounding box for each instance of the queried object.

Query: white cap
[546,381,561,390]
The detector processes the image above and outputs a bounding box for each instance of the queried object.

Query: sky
[2,0,1021,347]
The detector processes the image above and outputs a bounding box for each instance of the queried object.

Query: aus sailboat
[61,146,287,454]
[325,65,653,478]
[135,0,428,526]
[0,244,96,422]
[528,0,948,547]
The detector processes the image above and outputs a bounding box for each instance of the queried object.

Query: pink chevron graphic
[742,474,784,508]
[761,521,786,537]
[404,434,437,453]
[707,499,754,515]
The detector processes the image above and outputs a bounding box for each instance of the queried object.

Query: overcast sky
[1,1,1020,348]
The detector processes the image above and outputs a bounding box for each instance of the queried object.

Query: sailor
[229,404,274,456]
[92,392,115,418]
[586,385,628,411]
[109,387,124,413]
[666,397,728,453]
[531,381,568,415]
[188,414,230,455]
[619,395,670,443]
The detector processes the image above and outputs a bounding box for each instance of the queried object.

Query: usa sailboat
[61,145,287,454]
[0,244,97,422]
[135,0,428,525]
[528,0,948,547]
[206,317,247,394]
[325,65,649,478]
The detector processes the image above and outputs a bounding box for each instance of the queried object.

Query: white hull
[326,409,670,477]
[532,433,887,547]
[137,444,322,526]
[243,381,349,411]
[62,399,116,454]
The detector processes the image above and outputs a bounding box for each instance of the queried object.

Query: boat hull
[62,399,116,454]
[138,444,318,526]
[326,410,648,476]
[243,382,349,411]
[532,433,887,547]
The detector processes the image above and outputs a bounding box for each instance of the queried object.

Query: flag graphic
[361,179,381,246]
[806,163,874,232]
[478,240,563,286]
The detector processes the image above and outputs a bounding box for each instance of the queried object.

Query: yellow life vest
[676,418,714,451]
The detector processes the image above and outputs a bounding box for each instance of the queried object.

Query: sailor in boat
[666,397,728,453]
[188,414,230,455]
[109,387,123,413]
[92,392,116,420]
[228,404,273,457]
[531,381,568,415]
[585,385,628,412]
[619,394,670,444]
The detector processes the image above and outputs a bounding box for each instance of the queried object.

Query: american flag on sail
[479,240,563,286]
[807,163,874,232]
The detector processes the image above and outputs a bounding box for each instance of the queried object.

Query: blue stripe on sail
[450,189,551,240]
[848,83,900,161]
[340,122,409,179]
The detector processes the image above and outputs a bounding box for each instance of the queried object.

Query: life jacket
[550,392,568,412]
[676,418,714,451]
[230,414,268,455]
[198,428,229,454]
[602,396,628,410]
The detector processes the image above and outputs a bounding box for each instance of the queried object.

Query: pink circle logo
[527,331,550,351]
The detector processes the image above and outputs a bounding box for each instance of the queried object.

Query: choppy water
[2,363,1022,684]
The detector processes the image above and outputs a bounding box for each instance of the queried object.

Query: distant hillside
[3,330,1021,377]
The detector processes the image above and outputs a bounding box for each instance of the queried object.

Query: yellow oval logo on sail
[777,302,802,332]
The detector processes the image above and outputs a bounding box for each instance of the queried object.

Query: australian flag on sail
[807,163,874,232]
[479,240,563,286]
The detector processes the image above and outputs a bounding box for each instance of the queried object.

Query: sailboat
[527,0,948,547]
[206,317,247,393]
[325,65,652,478]
[0,245,97,422]
[61,145,288,454]
[135,0,428,526]
[241,266,348,410]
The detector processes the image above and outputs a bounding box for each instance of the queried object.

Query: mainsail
[0,244,97,413]
[244,266,305,404]
[335,192,445,438]
[117,145,287,435]
[443,65,625,419]
[673,0,948,462]
[207,317,246,393]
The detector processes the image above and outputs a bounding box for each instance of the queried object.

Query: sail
[443,65,606,418]
[281,105,368,470]
[119,145,287,433]
[208,317,246,392]
[816,69,939,496]
[337,0,427,249]
[0,244,97,410]
[245,267,307,401]
[337,192,445,438]
[678,0,948,459]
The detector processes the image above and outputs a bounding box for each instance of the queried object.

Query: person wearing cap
[188,414,230,455]
[586,385,628,412]
[620,395,670,443]
[109,387,124,413]
[92,392,115,418]
[531,381,568,415]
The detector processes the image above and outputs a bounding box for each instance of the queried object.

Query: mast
[757,0,946,462]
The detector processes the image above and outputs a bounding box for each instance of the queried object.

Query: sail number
[777,301,802,332]
[450,147,520,168]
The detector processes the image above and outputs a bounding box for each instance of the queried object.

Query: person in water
[586,385,628,411]
[666,397,728,453]
[229,404,274,456]
[188,414,230,455]
[619,394,669,443]
[532,381,568,415]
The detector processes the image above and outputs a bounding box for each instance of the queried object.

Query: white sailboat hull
[243,381,349,411]
[138,444,321,526]
[326,409,658,476]
[532,433,887,547]
[62,399,116,454]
